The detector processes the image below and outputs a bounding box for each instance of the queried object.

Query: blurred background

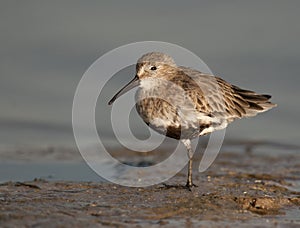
[1,0,299,149]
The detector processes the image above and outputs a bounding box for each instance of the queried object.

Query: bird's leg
[181,139,197,189]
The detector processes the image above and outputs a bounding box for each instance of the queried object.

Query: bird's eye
[150,66,157,71]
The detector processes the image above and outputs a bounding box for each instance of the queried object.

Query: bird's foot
[161,182,197,191]
[185,182,198,191]
[161,183,186,189]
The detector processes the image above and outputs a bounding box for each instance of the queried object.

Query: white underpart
[199,121,228,136]
[178,106,229,136]
[150,117,179,130]
[139,79,158,90]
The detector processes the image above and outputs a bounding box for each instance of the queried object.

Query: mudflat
[0,142,299,227]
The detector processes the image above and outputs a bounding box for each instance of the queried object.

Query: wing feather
[176,67,276,121]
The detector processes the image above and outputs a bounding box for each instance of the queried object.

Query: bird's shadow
[159,183,198,191]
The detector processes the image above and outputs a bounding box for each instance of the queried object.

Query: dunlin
[108,52,276,189]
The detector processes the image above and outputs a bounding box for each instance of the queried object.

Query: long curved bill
[108,75,140,105]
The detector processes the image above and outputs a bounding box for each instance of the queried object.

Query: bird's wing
[178,67,276,121]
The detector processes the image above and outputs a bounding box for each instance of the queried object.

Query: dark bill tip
[108,75,140,105]
[108,98,114,105]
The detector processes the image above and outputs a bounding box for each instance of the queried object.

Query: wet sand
[0,142,299,227]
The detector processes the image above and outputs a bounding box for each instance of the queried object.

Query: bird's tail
[232,85,277,117]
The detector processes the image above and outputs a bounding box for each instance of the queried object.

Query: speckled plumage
[109,52,276,189]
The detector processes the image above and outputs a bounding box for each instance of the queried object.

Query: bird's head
[136,52,176,79]
[108,52,176,105]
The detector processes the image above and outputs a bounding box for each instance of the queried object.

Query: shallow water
[1,141,299,190]
[0,163,103,183]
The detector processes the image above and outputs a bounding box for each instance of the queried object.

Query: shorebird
[108,52,276,189]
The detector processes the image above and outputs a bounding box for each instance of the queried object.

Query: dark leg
[181,139,197,189]
[187,157,193,187]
